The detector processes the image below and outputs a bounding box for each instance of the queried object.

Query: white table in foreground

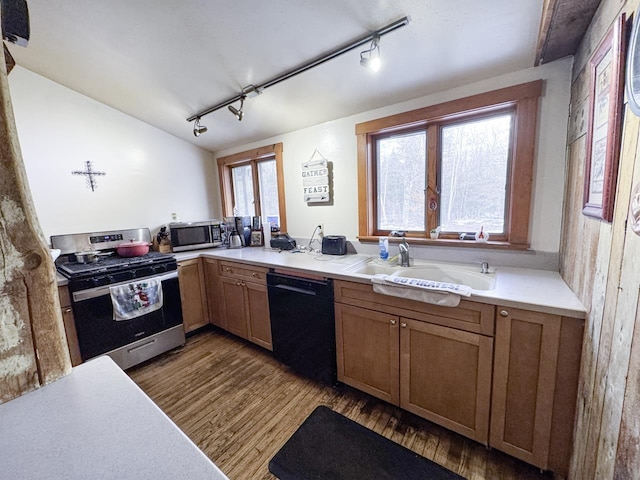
[0,356,228,480]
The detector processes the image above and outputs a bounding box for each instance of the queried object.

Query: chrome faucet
[398,238,410,267]
[481,261,490,274]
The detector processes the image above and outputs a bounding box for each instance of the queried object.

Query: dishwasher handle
[271,283,317,296]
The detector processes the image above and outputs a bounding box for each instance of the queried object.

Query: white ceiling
[8,0,544,153]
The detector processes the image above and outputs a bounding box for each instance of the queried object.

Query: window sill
[357,236,530,251]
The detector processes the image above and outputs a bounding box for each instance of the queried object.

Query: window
[217,143,287,231]
[357,81,542,248]
[375,129,426,231]
[439,112,513,235]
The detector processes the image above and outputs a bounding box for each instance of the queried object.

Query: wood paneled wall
[560,0,640,478]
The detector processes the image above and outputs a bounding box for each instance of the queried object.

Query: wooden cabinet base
[215,260,272,351]
[177,258,210,333]
[336,301,493,444]
[490,307,583,476]
[334,280,583,476]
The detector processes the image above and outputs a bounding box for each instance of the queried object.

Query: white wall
[8,67,220,243]
[215,58,573,269]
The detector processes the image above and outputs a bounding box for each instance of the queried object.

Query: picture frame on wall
[583,13,627,222]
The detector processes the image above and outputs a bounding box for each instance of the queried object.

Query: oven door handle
[72,270,178,302]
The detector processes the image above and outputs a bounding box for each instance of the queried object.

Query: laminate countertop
[175,246,587,318]
[0,356,229,480]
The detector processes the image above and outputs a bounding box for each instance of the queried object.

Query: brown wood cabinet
[400,318,492,443]
[490,306,583,476]
[335,303,399,404]
[203,257,223,328]
[335,281,494,443]
[57,285,82,366]
[217,261,272,350]
[177,258,209,333]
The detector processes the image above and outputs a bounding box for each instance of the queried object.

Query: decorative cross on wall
[72,161,106,192]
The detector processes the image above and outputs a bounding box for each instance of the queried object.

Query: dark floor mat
[268,405,465,480]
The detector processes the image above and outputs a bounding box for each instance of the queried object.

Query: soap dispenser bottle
[379,237,389,260]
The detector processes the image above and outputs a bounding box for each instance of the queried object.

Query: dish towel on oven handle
[109,278,164,321]
[370,274,472,307]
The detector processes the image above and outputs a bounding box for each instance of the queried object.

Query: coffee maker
[224,216,251,248]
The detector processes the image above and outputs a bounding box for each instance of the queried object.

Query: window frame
[356,81,542,249]
[217,142,287,232]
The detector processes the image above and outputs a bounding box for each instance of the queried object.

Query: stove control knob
[107,275,115,284]
[91,277,101,287]
[129,270,137,279]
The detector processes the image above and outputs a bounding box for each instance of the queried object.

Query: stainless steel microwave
[169,220,223,251]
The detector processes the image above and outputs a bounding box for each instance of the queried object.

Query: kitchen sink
[347,258,496,291]
[394,265,496,291]
[348,263,404,276]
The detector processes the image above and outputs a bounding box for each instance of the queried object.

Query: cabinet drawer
[334,280,494,336]
[219,261,268,283]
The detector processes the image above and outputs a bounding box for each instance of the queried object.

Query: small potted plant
[430,227,440,240]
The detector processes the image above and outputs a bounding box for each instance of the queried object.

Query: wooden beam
[0,34,71,404]
[3,43,15,75]
[535,0,602,66]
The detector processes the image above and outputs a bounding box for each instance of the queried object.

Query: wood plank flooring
[127,328,553,480]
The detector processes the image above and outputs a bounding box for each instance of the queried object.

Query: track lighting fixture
[193,117,207,137]
[360,35,381,72]
[228,96,245,121]
[186,16,410,131]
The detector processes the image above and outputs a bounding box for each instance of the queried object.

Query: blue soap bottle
[379,237,389,260]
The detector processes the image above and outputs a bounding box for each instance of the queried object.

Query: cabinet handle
[390,319,396,325]
[223,266,231,272]
[236,281,242,286]
[63,307,72,314]
[500,310,509,317]
[401,322,407,328]
[252,272,258,278]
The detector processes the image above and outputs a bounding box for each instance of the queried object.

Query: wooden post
[0,39,71,403]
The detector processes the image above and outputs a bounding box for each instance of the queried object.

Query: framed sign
[583,13,626,222]
[302,149,331,203]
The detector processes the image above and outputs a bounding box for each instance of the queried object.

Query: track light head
[360,56,381,72]
[360,35,381,72]
[193,117,207,137]
[228,96,246,121]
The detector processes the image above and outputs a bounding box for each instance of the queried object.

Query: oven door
[71,271,183,361]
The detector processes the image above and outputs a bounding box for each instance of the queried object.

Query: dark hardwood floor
[127,328,553,480]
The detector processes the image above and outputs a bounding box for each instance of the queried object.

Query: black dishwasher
[267,272,336,385]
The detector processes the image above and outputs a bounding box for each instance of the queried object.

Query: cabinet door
[58,286,82,366]
[490,307,561,470]
[203,258,224,328]
[219,276,248,339]
[335,303,399,405]
[245,281,272,351]
[400,318,492,443]
[177,258,209,333]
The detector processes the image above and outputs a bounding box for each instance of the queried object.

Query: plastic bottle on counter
[379,236,389,260]
[263,221,272,249]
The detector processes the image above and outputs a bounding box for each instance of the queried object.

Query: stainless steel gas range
[52,228,185,369]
